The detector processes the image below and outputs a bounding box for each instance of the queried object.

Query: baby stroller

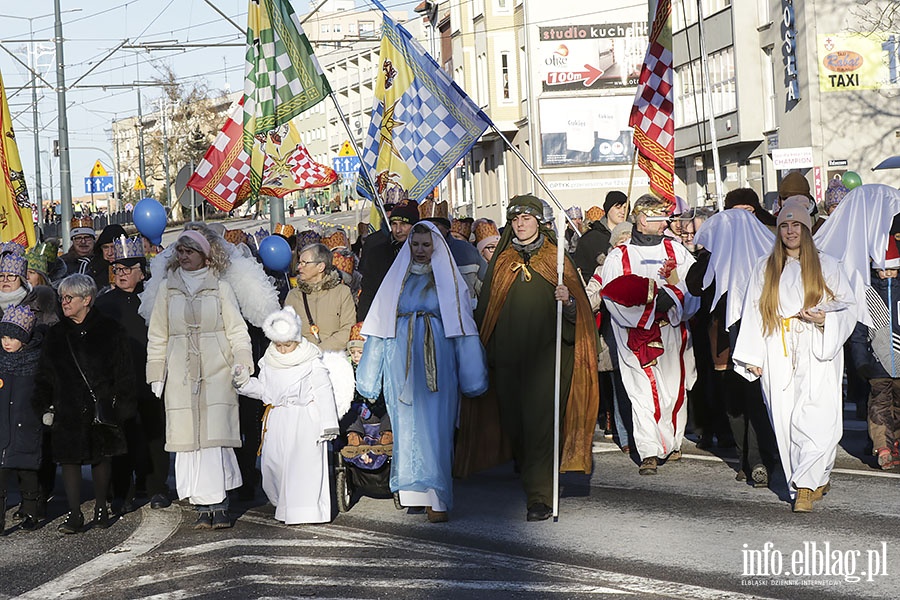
[335,402,402,512]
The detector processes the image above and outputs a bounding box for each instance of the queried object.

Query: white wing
[321,351,355,419]
[694,208,775,329]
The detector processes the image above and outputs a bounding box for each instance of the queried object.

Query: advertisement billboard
[818,32,900,92]
[539,96,634,167]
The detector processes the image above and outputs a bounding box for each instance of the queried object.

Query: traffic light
[53,139,59,157]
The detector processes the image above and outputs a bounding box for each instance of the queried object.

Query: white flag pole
[552,207,564,521]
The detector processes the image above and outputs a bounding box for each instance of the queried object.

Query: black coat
[94,283,155,401]
[573,220,612,283]
[0,337,43,470]
[32,308,137,463]
[356,229,403,321]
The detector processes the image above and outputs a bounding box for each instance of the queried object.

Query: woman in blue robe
[357,221,488,523]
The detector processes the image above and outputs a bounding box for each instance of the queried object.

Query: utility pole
[136,88,147,195]
[160,99,171,208]
[28,23,43,216]
[112,120,122,212]
[54,0,73,248]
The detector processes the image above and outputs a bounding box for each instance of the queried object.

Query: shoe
[426,507,449,523]
[620,445,630,454]
[695,435,714,450]
[526,503,552,521]
[812,481,831,501]
[347,432,363,446]
[20,515,40,531]
[750,465,769,488]
[150,493,171,509]
[58,511,84,534]
[875,447,898,470]
[792,488,814,513]
[116,500,135,516]
[735,470,747,482]
[667,450,682,462]
[639,457,658,475]
[11,507,25,523]
[211,510,232,529]
[378,431,393,446]
[94,504,112,529]
[193,511,213,530]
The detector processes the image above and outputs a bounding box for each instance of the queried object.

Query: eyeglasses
[0,273,19,282]
[484,245,497,252]
[60,295,82,304]
[72,235,93,243]
[112,265,138,275]
[296,260,322,267]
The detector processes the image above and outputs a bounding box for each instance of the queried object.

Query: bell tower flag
[629,0,675,204]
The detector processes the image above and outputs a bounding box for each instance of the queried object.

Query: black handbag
[66,334,128,457]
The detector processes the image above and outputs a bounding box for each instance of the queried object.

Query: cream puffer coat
[146,268,253,452]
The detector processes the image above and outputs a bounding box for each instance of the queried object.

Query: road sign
[84,176,115,194]
[332,156,361,174]
[338,141,356,157]
[90,160,108,177]
[133,176,146,191]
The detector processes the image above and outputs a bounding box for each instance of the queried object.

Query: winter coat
[849,273,900,380]
[95,283,154,399]
[32,308,137,463]
[284,270,356,353]
[573,219,612,284]
[146,268,253,452]
[357,230,403,321]
[0,337,43,470]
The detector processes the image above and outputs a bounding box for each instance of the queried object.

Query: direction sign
[133,176,146,191]
[84,176,115,194]
[332,156,361,174]
[90,160,108,177]
[338,141,356,157]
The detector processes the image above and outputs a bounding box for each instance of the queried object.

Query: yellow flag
[0,70,35,247]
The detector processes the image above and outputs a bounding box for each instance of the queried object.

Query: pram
[335,404,402,513]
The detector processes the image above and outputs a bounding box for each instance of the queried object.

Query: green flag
[244,0,332,199]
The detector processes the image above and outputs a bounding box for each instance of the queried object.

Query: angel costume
[356,222,488,512]
[600,236,700,461]
[238,338,347,525]
[733,253,856,496]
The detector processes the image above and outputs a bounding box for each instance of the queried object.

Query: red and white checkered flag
[629,0,675,204]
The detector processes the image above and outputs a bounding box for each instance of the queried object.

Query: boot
[58,511,84,534]
[193,510,213,530]
[93,503,112,529]
[811,481,831,501]
[792,488,814,513]
[211,509,232,529]
[638,457,658,475]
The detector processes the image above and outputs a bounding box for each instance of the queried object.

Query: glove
[320,427,340,442]
[150,381,164,399]
[42,411,54,427]
[231,364,250,388]
[655,289,676,313]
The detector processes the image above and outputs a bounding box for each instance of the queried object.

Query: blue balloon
[133,198,167,245]
[258,235,292,272]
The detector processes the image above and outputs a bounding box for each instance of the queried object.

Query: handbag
[66,334,128,457]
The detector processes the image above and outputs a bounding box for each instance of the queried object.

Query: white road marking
[230,555,486,569]
[17,506,182,600]
[166,537,363,557]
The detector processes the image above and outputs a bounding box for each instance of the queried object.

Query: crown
[253,227,270,246]
[0,303,35,334]
[274,223,295,238]
[474,220,500,243]
[0,253,26,279]
[332,250,354,275]
[223,229,247,246]
[112,235,145,262]
[585,206,605,222]
[25,247,48,274]
[296,229,322,249]
[0,242,25,256]
[322,230,349,250]
[349,321,364,342]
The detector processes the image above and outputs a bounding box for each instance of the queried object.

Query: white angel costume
[600,237,700,460]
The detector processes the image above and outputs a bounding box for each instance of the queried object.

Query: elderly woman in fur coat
[234,306,351,525]
[146,227,253,530]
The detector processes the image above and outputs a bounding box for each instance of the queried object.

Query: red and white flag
[187,99,336,212]
[629,0,675,205]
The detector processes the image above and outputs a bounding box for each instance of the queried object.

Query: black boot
[58,511,84,534]
[93,504,112,529]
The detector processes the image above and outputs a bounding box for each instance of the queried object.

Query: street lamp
[0,9,81,221]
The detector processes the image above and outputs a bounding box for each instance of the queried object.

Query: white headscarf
[361,220,478,339]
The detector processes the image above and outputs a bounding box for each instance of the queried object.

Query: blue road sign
[84,176,115,194]
[332,156,361,174]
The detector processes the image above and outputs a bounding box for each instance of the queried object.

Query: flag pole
[552,207,564,521]
[489,122,581,238]
[327,91,390,225]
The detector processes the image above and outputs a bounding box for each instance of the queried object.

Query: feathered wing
[137,245,176,324]
[321,351,355,419]
[694,208,775,329]
[814,184,900,326]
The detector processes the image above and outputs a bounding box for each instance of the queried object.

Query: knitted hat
[506,194,545,222]
[296,229,322,249]
[451,219,473,241]
[25,247,48,276]
[262,306,304,343]
[603,190,628,214]
[776,196,813,231]
[112,235,146,265]
[96,224,127,248]
[824,179,850,209]
[724,188,763,211]
[274,223,295,238]
[70,216,95,239]
[565,206,583,220]
[0,242,25,257]
[585,206,605,223]
[177,229,211,256]
[223,229,248,246]
[389,199,420,224]
[0,253,27,281]
[474,220,500,253]
[347,321,365,351]
[779,172,811,199]
[332,250,355,275]
[322,230,349,250]
[0,304,35,343]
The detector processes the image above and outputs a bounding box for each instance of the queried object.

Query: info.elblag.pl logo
[742,541,889,584]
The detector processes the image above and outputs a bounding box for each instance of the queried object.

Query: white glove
[42,412,54,426]
[151,381,164,399]
[232,364,250,388]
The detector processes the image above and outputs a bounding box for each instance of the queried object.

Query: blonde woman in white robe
[733,197,857,513]
[235,307,345,525]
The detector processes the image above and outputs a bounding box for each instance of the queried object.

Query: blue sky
[0,0,416,205]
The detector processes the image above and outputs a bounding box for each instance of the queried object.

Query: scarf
[263,339,321,370]
[630,230,665,247]
[179,267,210,295]
[0,287,28,313]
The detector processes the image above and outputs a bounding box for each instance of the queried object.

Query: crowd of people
[0,170,896,536]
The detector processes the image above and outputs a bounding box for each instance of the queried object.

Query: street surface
[1,402,896,600]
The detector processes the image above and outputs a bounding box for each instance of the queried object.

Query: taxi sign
[90,160,108,177]
[338,141,356,157]
[133,176,146,191]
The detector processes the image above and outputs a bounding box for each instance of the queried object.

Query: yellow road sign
[90,160,108,177]
[133,176,146,191]
[338,141,356,157]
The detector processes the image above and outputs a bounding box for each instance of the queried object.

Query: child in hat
[0,304,42,533]
[233,307,350,524]
[343,323,392,459]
